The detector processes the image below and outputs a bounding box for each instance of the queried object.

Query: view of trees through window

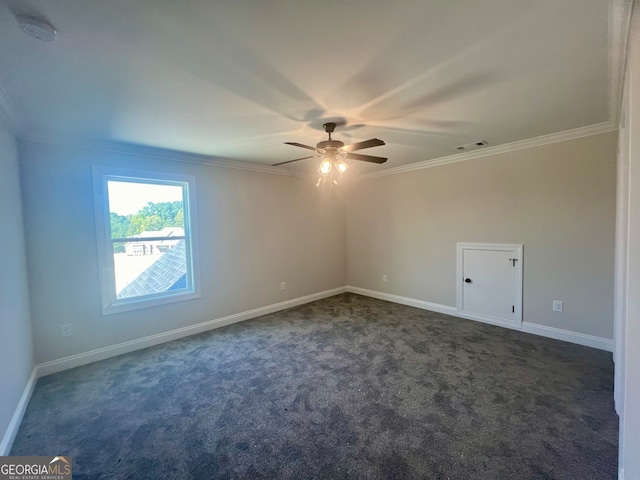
[96,173,198,314]
[110,201,184,252]
[105,179,189,298]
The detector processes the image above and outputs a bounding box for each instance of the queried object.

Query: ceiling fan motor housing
[316,139,344,151]
[317,122,343,151]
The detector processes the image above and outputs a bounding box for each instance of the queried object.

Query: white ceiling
[0,0,627,175]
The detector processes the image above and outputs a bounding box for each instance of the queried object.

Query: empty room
[1,0,639,479]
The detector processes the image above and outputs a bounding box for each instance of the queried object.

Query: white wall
[0,120,34,452]
[346,132,617,341]
[617,1,640,478]
[19,141,347,364]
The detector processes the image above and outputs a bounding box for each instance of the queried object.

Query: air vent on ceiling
[455,140,488,151]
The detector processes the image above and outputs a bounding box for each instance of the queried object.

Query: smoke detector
[16,14,57,42]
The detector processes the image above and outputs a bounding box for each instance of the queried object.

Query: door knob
[465,278,472,283]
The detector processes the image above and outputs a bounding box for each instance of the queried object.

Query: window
[93,168,200,315]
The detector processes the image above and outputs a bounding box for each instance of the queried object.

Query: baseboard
[36,286,347,377]
[34,287,615,377]
[521,322,614,352]
[348,286,613,352]
[454,311,523,330]
[346,286,457,315]
[2,287,348,454]
[0,368,38,455]
[4,285,612,455]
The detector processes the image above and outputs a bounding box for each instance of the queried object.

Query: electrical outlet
[60,324,73,337]
[382,275,388,283]
[552,300,564,312]
[281,281,287,291]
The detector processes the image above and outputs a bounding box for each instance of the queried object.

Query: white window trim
[92,166,201,315]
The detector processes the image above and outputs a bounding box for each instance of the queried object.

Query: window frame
[93,167,201,315]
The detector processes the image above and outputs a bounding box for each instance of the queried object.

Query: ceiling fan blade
[284,142,317,151]
[342,138,385,152]
[346,152,388,164]
[272,154,320,166]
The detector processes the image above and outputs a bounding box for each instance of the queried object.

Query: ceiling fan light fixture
[318,158,332,175]
[274,122,387,188]
[335,159,349,173]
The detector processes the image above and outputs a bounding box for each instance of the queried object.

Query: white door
[457,243,523,328]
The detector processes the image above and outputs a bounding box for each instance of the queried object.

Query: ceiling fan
[273,122,387,166]
[272,123,387,185]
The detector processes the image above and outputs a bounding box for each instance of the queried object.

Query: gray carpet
[11,293,617,479]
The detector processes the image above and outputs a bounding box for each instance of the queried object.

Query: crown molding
[20,121,617,183]
[357,121,617,180]
[6,1,630,181]
[19,134,307,178]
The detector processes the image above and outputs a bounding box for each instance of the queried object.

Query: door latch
[508,258,518,267]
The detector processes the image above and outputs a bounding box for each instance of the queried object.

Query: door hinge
[512,305,515,313]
